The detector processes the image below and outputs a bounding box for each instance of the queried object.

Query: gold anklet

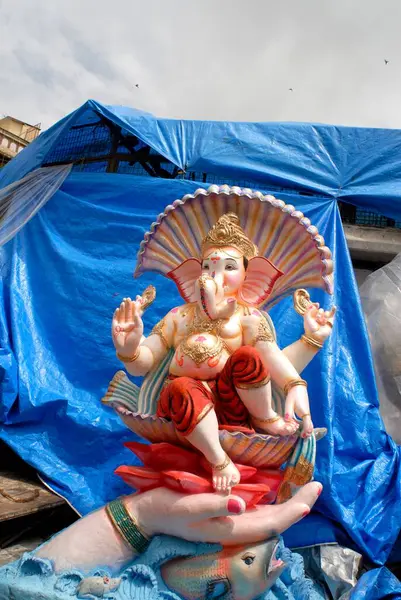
[211,454,231,471]
[252,414,281,424]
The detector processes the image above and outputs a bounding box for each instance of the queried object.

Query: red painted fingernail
[302,509,310,517]
[317,486,322,497]
[228,499,243,514]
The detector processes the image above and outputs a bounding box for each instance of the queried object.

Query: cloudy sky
[1,0,401,131]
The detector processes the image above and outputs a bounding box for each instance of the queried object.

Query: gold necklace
[179,336,224,366]
[179,306,232,366]
[187,308,225,336]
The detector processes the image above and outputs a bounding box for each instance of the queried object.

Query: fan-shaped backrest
[135,186,333,310]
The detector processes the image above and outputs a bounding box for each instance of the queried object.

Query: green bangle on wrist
[105,498,150,555]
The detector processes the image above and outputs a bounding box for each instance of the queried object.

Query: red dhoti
[157,346,270,436]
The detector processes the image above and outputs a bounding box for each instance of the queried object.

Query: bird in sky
[384,59,389,65]
[135,84,140,88]
[288,88,293,92]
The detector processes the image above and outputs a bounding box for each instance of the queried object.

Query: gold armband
[150,317,169,349]
[252,319,274,345]
[301,334,323,350]
[283,378,307,395]
[116,347,140,363]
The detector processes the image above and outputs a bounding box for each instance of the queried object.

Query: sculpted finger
[131,299,138,319]
[112,313,120,337]
[120,301,126,324]
[127,299,133,322]
[177,493,246,523]
[132,309,142,328]
[305,306,320,331]
[308,303,319,315]
[328,306,336,318]
[210,482,322,546]
[136,299,144,318]
[124,299,131,322]
[114,308,124,330]
[188,517,236,543]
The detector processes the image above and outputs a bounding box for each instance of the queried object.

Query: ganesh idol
[0,186,336,600]
[111,185,335,495]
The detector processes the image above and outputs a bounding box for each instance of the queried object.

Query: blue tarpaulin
[0,101,400,596]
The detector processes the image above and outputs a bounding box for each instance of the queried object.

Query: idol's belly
[170,333,235,380]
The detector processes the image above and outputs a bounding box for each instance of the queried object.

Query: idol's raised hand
[304,303,336,344]
[112,297,143,359]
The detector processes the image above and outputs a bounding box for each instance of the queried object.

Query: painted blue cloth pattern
[0,537,326,600]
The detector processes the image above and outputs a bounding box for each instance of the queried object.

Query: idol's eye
[242,554,256,566]
[225,264,237,271]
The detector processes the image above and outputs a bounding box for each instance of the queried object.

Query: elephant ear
[239,257,283,307]
[167,258,202,303]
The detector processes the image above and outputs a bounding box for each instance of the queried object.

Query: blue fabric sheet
[0,173,400,571]
[0,101,401,598]
[351,568,401,599]
[2,99,401,222]
[0,537,326,600]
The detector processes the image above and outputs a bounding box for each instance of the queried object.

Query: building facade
[0,116,40,167]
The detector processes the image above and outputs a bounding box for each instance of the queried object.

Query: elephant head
[167,213,283,317]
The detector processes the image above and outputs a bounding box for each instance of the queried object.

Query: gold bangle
[122,498,150,541]
[105,498,150,554]
[116,348,140,363]
[283,378,307,395]
[298,412,310,419]
[301,334,323,350]
[210,454,231,471]
[326,321,333,329]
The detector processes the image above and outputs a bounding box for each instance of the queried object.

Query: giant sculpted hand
[112,297,144,359]
[132,482,321,545]
[35,482,322,574]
